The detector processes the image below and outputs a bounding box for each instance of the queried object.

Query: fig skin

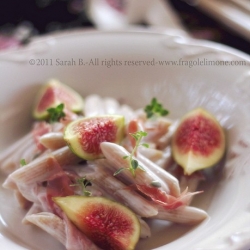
[64,115,125,160]
[53,196,140,250]
[171,108,226,175]
[33,79,84,119]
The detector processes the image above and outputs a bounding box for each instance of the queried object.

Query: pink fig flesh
[53,196,140,250]
[64,115,125,160]
[172,108,225,175]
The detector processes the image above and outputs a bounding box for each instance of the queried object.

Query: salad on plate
[0,79,226,250]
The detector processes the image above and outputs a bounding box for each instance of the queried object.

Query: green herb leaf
[150,180,162,188]
[144,98,169,119]
[47,103,66,123]
[131,159,138,170]
[84,190,92,197]
[138,165,146,171]
[130,133,139,141]
[113,168,125,176]
[70,176,92,196]
[20,158,27,166]
[115,131,148,178]
[141,143,149,148]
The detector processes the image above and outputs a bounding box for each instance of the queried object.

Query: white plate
[0,30,250,250]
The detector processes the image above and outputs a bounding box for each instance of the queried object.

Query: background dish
[0,30,250,250]
[197,0,250,42]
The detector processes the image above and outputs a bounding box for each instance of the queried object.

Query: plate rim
[0,28,249,62]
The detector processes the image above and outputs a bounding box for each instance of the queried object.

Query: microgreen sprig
[20,158,27,167]
[144,98,169,119]
[47,103,66,123]
[114,131,149,178]
[70,177,92,196]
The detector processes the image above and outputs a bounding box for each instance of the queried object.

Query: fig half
[172,108,225,175]
[53,196,140,250]
[64,115,125,160]
[33,79,84,119]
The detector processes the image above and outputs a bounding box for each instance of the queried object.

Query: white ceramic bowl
[0,30,250,250]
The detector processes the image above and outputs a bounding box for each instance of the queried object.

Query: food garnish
[47,103,66,123]
[114,131,148,177]
[144,98,169,119]
[70,177,92,197]
[20,158,27,166]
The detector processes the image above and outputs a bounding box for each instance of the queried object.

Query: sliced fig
[33,79,84,119]
[171,108,225,175]
[53,196,140,250]
[64,115,125,160]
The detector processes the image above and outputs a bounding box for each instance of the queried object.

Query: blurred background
[0,0,249,54]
